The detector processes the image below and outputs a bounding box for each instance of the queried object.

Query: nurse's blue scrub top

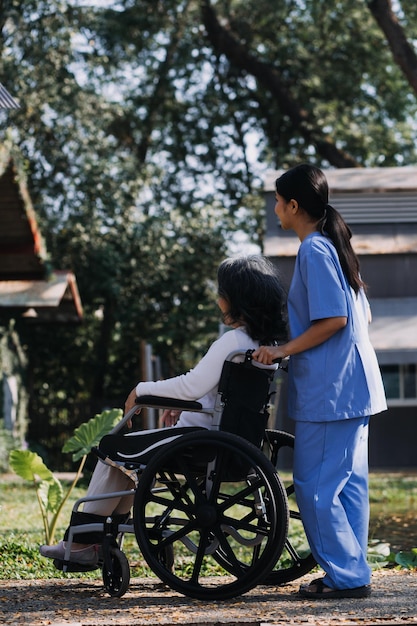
[287,233,387,422]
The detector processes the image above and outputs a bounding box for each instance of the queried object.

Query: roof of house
[0,145,83,322]
[0,149,49,281]
[264,166,417,193]
[263,165,417,256]
[0,271,83,323]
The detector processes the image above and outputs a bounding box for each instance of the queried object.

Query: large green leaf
[38,478,64,514]
[367,541,391,569]
[62,408,122,461]
[9,450,55,483]
[395,549,417,570]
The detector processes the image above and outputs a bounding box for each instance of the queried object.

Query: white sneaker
[39,540,99,566]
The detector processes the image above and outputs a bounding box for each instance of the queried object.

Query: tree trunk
[368,0,417,97]
[200,0,360,168]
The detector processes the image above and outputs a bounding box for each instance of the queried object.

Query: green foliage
[62,408,122,461]
[38,477,64,514]
[9,449,65,543]
[0,530,155,580]
[9,449,55,483]
[0,538,56,580]
[0,427,19,472]
[394,549,417,570]
[367,540,391,569]
[8,408,121,544]
[0,472,416,579]
[367,543,417,572]
[1,0,417,465]
[0,534,103,580]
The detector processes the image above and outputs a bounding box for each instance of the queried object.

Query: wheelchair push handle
[244,347,283,366]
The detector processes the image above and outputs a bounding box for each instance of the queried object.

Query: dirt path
[1,570,416,626]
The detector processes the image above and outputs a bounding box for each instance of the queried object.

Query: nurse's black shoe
[299,578,372,599]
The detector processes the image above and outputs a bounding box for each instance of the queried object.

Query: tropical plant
[393,549,417,570]
[8,408,121,544]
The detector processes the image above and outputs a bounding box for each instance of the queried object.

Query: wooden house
[0,146,82,456]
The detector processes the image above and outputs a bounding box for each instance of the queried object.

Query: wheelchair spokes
[134,430,289,600]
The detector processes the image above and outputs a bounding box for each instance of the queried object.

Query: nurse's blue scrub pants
[293,416,371,590]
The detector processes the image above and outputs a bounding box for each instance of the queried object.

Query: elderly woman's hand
[124,387,141,428]
[160,409,181,427]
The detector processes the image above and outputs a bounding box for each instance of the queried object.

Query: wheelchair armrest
[135,395,203,411]
[105,397,205,436]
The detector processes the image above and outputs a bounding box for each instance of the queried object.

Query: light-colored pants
[293,416,371,590]
[83,462,135,516]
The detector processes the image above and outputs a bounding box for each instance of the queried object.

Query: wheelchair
[57,350,315,600]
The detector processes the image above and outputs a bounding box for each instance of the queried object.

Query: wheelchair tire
[134,430,289,600]
[102,546,130,598]
[262,430,316,584]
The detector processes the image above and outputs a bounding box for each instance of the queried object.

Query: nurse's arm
[253,317,347,365]
[286,316,347,355]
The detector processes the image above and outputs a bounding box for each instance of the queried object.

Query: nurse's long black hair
[275,163,364,295]
[217,255,288,345]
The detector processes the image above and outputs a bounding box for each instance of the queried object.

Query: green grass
[368,472,417,555]
[369,472,417,509]
[1,472,416,580]
[0,478,152,580]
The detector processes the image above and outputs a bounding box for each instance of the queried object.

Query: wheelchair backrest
[217,351,275,449]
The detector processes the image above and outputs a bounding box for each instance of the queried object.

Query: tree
[1,0,416,467]
[199,0,417,168]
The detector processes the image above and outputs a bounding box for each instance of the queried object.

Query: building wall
[272,253,417,298]
[360,254,417,298]
[272,360,417,470]
[369,406,416,468]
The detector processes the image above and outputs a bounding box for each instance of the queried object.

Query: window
[380,364,417,405]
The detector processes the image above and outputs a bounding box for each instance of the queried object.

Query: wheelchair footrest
[53,558,101,573]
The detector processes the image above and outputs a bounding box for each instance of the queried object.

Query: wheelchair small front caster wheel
[102,546,130,597]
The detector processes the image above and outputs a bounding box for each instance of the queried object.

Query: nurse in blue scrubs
[254,163,387,600]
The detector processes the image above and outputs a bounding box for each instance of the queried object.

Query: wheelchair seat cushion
[98,426,206,465]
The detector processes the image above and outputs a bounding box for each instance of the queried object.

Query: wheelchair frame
[59,350,315,599]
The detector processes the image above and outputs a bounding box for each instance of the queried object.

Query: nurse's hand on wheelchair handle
[252,345,286,365]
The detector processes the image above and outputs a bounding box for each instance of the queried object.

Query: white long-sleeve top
[135,327,262,428]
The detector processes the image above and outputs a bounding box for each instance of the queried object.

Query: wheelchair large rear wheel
[262,430,316,584]
[134,430,289,600]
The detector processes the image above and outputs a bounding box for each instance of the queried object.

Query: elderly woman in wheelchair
[39,256,313,599]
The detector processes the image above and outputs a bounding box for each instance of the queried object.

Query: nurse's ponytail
[275,164,364,294]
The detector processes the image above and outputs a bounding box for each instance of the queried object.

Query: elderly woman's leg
[40,462,135,565]
[83,461,135,515]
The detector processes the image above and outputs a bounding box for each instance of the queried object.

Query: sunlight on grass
[1,471,416,580]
